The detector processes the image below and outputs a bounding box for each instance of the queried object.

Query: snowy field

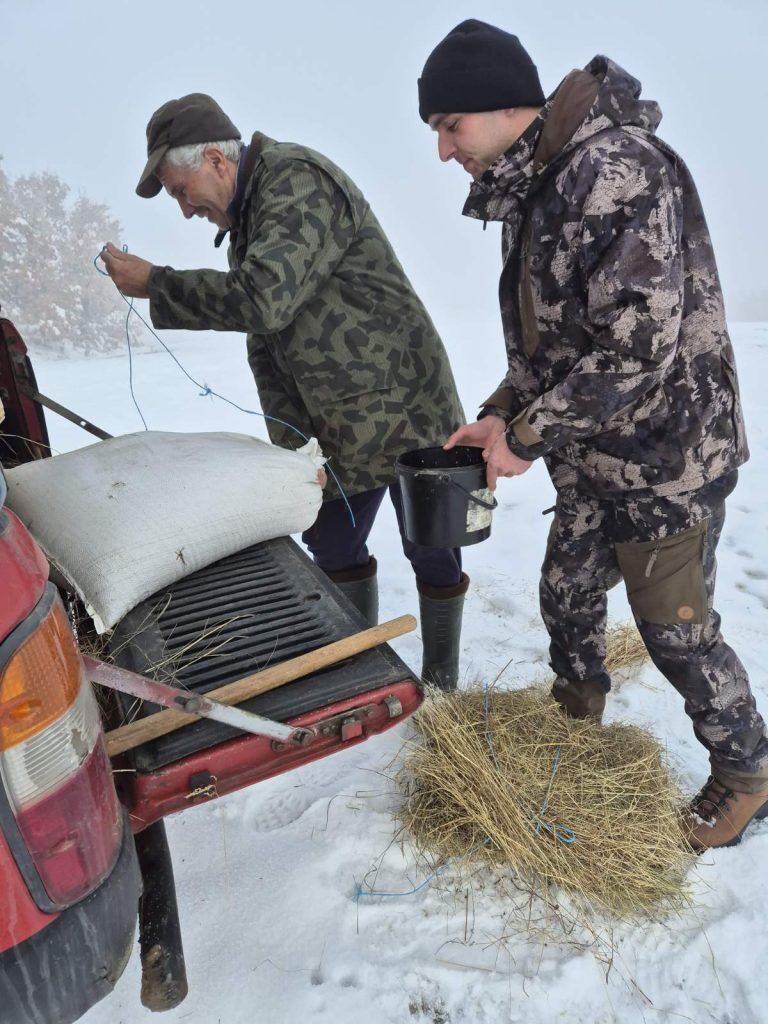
[31,321,768,1024]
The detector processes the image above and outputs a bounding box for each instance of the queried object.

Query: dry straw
[399,640,694,919]
[78,599,251,726]
[604,621,649,675]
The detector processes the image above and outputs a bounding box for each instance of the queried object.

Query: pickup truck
[0,315,422,1023]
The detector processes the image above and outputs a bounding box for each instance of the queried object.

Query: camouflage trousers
[542,470,768,792]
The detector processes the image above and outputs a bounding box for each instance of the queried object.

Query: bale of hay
[399,686,693,918]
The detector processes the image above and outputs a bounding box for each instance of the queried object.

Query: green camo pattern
[148,134,464,499]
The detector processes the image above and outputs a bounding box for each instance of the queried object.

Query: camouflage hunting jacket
[467,57,748,498]
[148,133,464,499]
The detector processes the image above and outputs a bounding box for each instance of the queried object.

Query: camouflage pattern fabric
[148,133,464,500]
[543,470,768,792]
[465,57,748,498]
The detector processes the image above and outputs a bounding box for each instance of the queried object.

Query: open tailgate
[106,536,421,828]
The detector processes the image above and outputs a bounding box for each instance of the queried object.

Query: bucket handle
[436,474,498,511]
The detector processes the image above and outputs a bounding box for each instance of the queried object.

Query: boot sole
[701,796,768,851]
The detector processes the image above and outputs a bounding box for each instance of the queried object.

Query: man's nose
[437,132,456,163]
[179,198,195,219]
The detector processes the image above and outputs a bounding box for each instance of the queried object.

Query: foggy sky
[1,0,766,403]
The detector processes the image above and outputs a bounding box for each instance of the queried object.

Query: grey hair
[162,139,242,172]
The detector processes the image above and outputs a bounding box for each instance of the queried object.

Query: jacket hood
[463,56,663,222]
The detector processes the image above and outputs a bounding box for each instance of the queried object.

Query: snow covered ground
[32,321,768,1024]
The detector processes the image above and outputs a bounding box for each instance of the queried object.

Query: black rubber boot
[325,557,378,627]
[417,573,469,691]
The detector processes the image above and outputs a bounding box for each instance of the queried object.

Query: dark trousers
[541,470,768,790]
[301,483,462,589]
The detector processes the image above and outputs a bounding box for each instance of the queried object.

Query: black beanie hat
[418,19,545,123]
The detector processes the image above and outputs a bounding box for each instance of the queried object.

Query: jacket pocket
[721,353,745,456]
[614,520,708,625]
[721,354,739,394]
[300,363,394,404]
[602,381,670,433]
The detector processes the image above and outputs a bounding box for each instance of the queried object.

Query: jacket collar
[462,56,662,225]
[214,132,274,247]
[461,107,548,225]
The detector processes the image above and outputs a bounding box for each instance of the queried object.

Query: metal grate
[153,545,334,691]
[108,537,413,771]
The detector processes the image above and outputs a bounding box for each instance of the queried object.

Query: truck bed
[108,536,417,772]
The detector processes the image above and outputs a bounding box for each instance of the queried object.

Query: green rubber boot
[417,573,469,692]
[325,557,378,627]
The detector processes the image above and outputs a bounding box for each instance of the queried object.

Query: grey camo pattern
[462,58,765,788]
[466,56,749,498]
[148,134,464,500]
[542,471,768,789]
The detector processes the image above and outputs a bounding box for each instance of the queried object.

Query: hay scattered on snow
[605,621,648,675]
[399,686,693,919]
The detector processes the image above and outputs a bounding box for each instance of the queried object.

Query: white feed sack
[5,431,326,633]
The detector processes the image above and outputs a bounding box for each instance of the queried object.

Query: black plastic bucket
[395,446,497,548]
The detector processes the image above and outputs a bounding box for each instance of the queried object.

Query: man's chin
[463,160,487,179]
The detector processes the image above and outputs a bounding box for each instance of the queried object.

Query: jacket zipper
[518,222,540,358]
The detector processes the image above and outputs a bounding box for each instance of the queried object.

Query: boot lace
[691,776,735,824]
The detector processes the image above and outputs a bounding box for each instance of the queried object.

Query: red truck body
[0,511,57,949]
[0,317,422,1022]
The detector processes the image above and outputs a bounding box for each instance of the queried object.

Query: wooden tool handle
[103,614,416,758]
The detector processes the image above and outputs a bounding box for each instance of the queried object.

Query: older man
[419,19,768,847]
[102,94,467,689]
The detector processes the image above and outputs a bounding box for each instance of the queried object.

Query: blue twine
[531,747,577,845]
[94,246,147,430]
[483,680,500,769]
[124,293,148,431]
[354,863,448,900]
[355,838,491,901]
[483,683,575,845]
[94,246,356,527]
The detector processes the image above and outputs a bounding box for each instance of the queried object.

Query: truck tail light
[0,589,122,908]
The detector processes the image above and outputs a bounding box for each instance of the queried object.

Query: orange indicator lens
[0,599,83,751]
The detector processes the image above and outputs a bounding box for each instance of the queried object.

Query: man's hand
[444,415,507,451]
[317,467,328,488]
[99,242,154,299]
[482,432,532,490]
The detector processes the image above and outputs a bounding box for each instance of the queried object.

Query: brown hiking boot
[551,677,607,721]
[683,775,768,851]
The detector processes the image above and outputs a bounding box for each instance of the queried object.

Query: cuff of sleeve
[505,410,548,460]
[480,387,517,415]
[478,404,512,424]
[512,413,543,447]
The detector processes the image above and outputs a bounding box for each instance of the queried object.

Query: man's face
[158,147,237,230]
[428,109,535,177]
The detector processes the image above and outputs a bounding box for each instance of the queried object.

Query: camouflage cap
[136,93,241,198]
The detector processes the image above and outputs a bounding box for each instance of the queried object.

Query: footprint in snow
[243,785,316,832]
[241,761,350,832]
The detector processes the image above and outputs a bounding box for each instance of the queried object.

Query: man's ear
[204,146,228,175]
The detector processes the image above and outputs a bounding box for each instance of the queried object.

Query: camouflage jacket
[148,133,464,499]
[467,57,748,498]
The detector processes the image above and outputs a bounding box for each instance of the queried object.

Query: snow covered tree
[0,157,127,355]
